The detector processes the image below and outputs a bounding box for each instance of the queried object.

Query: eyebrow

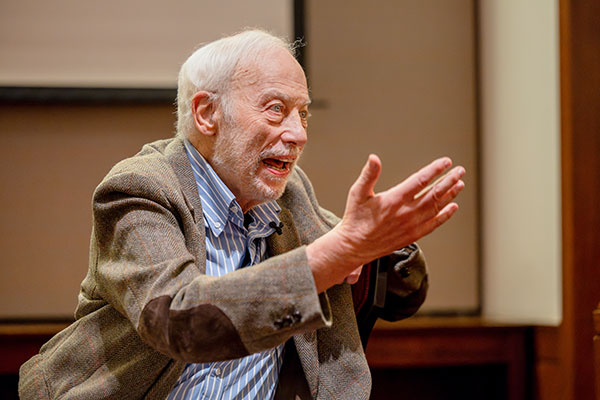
[259,90,311,107]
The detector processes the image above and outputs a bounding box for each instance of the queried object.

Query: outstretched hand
[306,155,465,293]
[336,154,465,265]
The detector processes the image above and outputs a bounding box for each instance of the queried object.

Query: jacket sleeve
[289,166,429,321]
[378,243,429,320]
[89,168,332,364]
[350,244,428,348]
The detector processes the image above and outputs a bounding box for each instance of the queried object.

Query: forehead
[231,47,309,103]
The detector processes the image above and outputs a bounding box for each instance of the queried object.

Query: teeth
[263,158,288,171]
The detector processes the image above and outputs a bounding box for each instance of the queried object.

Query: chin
[250,177,287,203]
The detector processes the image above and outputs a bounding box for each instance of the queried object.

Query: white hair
[176,29,301,139]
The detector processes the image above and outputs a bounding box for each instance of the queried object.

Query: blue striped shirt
[167,140,285,400]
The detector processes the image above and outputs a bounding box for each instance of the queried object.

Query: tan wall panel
[303,0,479,312]
[0,105,174,318]
[479,0,561,325]
[0,0,292,87]
[0,1,480,317]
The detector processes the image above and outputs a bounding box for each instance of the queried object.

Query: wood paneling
[0,322,70,374]
[535,1,600,399]
[594,303,600,400]
[2,319,531,399]
[367,318,531,400]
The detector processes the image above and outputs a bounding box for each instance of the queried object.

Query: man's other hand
[306,155,465,293]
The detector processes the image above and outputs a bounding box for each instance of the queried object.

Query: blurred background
[0,0,598,399]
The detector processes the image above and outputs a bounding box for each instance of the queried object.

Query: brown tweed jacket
[19,138,427,399]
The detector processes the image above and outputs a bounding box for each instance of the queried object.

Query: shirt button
[399,266,411,278]
[214,368,221,376]
[282,315,293,327]
[214,222,222,229]
[292,310,302,322]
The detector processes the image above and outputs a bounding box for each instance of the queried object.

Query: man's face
[211,47,310,212]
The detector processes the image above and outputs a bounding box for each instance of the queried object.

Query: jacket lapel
[266,207,301,256]
[165,139,203,222]
[165,138,207,273]
[293,332,320,398]
[267,206,321,397]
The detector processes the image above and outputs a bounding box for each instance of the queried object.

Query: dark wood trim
[535,1,600,399]
[472,0,484,315]
[0,86,176,105]
[594,303,600,399]
[367,318,532,400]
[293,0,307,73]
[0,322,70,375]
[2,318,531,399]
[561,0,600,398]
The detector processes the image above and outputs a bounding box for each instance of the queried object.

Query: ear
[191,91,219,136]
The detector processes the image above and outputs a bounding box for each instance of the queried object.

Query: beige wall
[479,0,562,325]
[0,1,482,317]
[303,0,480,312]
[0,105,174,318]
[0,1,293,318]
[0,0,292,87]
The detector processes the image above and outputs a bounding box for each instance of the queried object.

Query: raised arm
[306,154,465,293]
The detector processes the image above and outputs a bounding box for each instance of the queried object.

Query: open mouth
[262,158,292,173]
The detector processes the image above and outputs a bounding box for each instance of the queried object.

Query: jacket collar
[165,137,300,257]
[164,138,204,226]
[266,207,301,256]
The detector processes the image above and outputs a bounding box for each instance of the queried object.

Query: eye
[299,110,309,119]
[269,104,283,113]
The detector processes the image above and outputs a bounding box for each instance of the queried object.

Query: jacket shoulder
[103,138,176,181]
[93,138,191,202]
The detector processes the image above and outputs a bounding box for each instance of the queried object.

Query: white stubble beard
[211,123,301,206]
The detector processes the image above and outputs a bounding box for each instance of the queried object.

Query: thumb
[350,154,381,200]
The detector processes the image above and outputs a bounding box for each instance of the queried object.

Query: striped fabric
[167,140,285,399]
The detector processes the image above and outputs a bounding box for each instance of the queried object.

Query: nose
[280,111,307,147]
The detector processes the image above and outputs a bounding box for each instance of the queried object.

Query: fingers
[391,157,452,200]
[415,166,465,223]
[344,266,363,285]
[417,202,460,238]
[428,166,465,203]
[350,154,382,201]
[431,180,465,218]
[433,202,460,229]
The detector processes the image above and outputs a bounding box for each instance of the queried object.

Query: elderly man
[19,30,464,399]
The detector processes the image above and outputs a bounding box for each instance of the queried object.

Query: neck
[186,134,214,160]
[186,134,259,213]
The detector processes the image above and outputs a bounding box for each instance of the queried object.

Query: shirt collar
[246,201,281,233]
[183,139,281,236]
